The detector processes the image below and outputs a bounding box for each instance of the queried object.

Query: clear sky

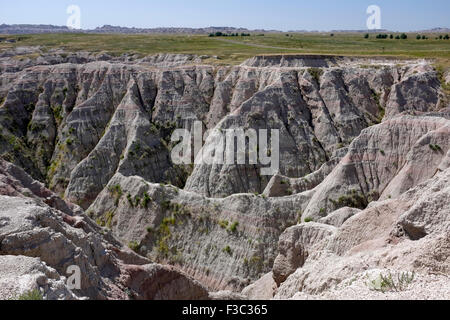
[0,0,449,31]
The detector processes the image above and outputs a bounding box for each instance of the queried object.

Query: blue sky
[0,0,449,31]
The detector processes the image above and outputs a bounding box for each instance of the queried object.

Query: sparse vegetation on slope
[367,271,415,293]
[14,289,44,301]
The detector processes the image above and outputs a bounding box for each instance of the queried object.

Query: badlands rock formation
[0,47,449,299]
[272,164,450,300]
[0,160,210,300]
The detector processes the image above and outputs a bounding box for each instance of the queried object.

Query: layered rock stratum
[0,47,449,299]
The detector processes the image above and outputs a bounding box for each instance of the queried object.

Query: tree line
[364,33,450,40]
[209,32,252,37]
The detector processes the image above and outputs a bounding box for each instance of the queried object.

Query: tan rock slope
[0,48,449,299]
[269,165,450,300]
[0,160,209,300]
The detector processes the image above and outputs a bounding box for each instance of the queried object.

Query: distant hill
[0,24,73,34]
[0,24,279,35]
[91,25,279,34]
[0,24,448,35]
[417,27,450,33]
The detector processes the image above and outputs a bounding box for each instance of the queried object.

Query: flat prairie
[1,32,449,66]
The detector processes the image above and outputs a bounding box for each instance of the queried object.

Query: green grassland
[0,32,449,67]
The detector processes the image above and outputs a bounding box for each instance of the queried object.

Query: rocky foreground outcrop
[263,164,450,300]
[1,49,449,299]
[0,160,212,300]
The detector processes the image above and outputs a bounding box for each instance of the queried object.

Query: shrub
[142,192,152,208]
[157,237,170,256]
[319,208,326,216]
[330,189,369,210]
[128,241,141,252]
[16,289,43,300]
[367,271,415,293]
[304,217,313,223]
[162,217,176,227]
[134,196,141,207]
[228,221,239,233]
[219,220,229,229]
[244,255,264,274]
[109,184,123,206]
[400,33,408,39]
[95,211,115,228]
[127,193,134,207]
[223,246,232,255]
[104,211,115,228]
[308,68,324,84]
[378,106,386,122]
[364,33,369,39]
[51,105,63,123]
[429,144,442,152]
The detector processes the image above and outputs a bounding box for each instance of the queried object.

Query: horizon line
[0,23,449,34]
